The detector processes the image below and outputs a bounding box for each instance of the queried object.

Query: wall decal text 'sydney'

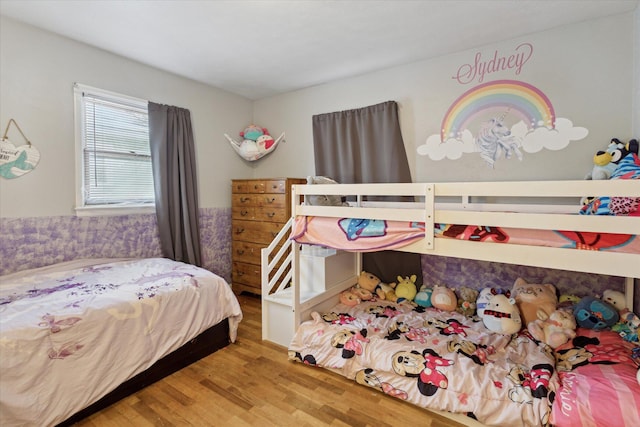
[417,79,588,168]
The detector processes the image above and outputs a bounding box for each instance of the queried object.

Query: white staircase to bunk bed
[261,218,359,347]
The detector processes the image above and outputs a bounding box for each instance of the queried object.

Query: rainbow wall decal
[440,79,555,142]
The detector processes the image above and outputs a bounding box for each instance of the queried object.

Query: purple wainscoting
[421,254,638,313]
[0,208,232,282]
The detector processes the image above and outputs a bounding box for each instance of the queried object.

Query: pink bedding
[290,216,640,254]
[290,216,425,251]
[551,329,640,427]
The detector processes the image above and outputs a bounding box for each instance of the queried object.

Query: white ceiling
[1,0,638,100]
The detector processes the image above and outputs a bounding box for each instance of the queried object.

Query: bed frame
[261,180,640,347]
[57,320,230,426]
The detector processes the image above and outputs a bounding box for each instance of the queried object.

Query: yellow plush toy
[394,275,418,303]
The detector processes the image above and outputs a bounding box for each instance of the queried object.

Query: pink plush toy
[431,284,457,311]
[527,308,577,349]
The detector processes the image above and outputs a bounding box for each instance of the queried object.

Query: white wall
[253,12,636,183]
[1,12,637,219]
[0,16,254,218]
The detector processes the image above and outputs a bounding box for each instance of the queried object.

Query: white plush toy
[602,289,627,312]
[528,308,577,349]
[481,294,522,335]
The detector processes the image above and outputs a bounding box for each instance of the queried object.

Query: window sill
[75,204,156,217]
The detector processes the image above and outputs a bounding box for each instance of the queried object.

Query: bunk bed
[0,257,243,427]
[261,179,640,427]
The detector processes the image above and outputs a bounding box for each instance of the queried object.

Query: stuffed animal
[608,146,640,216]
[305,176,349,206]
[431,284,457,311]
[256,134,276,153]
[240,124,268,141]
[481,294,522,335]
[394,275,418,303]
[612,311,640,343]
[339,289,361,306]
[511,278,558,325]
[414,285,433,307]
[357,271,395,301]
[224,125,284,161]
[585,138,627,180]
[527,308,577,348]
[557,294,581,310]
[351,286,374,301]
[573,296,619,330]
[456,286,479,317]
[476,287,510,318]
[602,289,627,312]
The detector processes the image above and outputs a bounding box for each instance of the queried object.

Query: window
[74,84,154,215]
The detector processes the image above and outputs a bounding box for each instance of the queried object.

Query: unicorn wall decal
[475,110,523,168]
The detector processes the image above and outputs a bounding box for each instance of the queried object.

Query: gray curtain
[148,102,202,267]
[312,100,422,286]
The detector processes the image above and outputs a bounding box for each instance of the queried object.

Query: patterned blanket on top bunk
[290,216,640,253]
[289,299,640,427]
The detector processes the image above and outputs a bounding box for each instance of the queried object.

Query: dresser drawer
[232,179,287,194]
[232,180,263,194]
[232,205,287,222]
[232,220,284,244]
[232,193,286,208]
[232,261,261,287]
[232,206,255,221]
[232,241,263,264]
[254,206,288,222]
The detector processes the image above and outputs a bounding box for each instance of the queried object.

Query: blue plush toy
[573,296,619,330]
[584,138,627,180]
[414,284,433,307]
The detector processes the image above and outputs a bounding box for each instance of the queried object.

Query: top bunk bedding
[288,180,640,278]
[0,257,243,427]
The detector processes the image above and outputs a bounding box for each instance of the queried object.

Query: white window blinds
[79,88,154,206]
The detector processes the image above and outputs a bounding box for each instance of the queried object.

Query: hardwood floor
[75,292,467,427]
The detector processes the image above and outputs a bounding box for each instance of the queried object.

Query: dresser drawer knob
[267,197,276,203]
[240,197,250,203]
[241,210,249,216]
[236,249,245,255]
[267,212,275,218]
[235,228,245,234]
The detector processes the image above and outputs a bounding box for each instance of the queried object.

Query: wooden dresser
[231,178,305,295]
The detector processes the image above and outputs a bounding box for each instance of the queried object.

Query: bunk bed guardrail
[261,180,640,345]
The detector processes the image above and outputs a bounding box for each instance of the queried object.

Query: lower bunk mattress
[0,257,243,427]
[289,299,640,426]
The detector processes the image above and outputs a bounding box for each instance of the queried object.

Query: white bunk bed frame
[261,180,640,348]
